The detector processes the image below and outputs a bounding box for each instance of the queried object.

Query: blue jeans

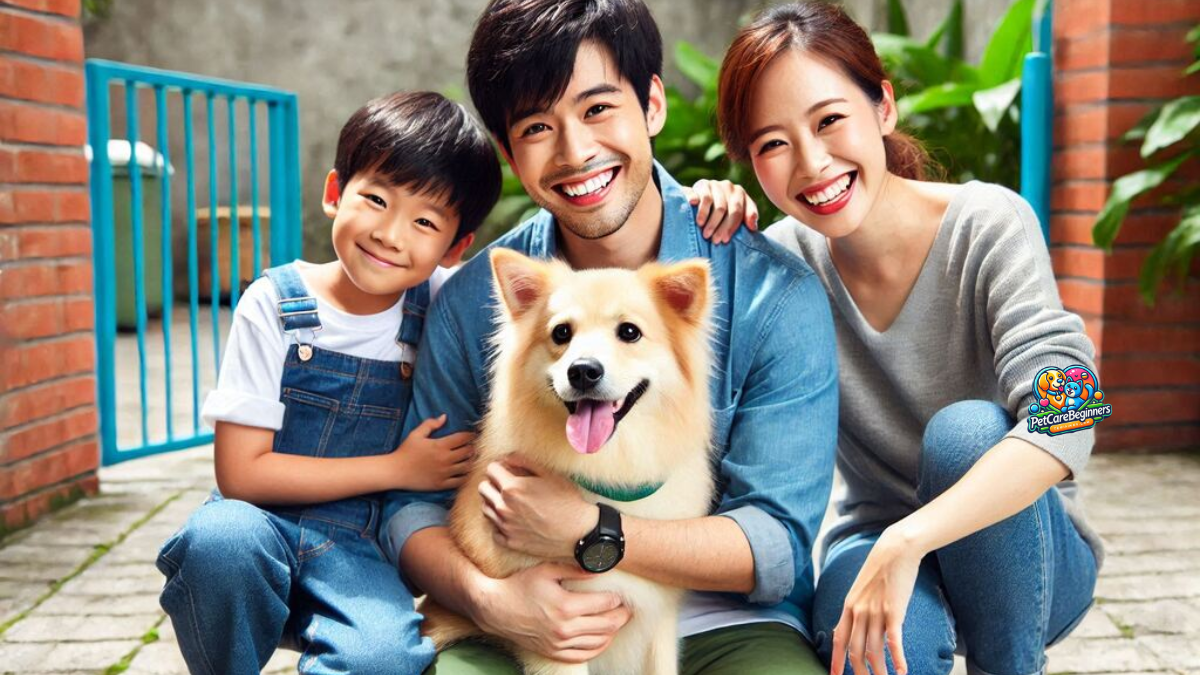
[157,494,434,674]
[813,401,1098,675]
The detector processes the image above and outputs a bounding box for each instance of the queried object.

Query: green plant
[1092,25,1200,305]
[872,0,1037,189]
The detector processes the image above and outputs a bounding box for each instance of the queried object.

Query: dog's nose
[568,358,605,391]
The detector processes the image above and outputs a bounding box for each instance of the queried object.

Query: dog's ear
[490,248,548,320]
[647,260,711,327]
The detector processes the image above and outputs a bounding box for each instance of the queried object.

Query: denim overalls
[156,263,437,675]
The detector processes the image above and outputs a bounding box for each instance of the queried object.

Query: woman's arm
[213,417,473,505]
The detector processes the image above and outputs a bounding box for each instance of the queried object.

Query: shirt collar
[529,160,700,264]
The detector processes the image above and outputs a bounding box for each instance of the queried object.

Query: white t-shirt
[201,261,455,431]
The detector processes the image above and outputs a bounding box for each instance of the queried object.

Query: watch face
[582,540,621,572]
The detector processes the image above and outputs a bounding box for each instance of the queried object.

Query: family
[155,1,1103,674]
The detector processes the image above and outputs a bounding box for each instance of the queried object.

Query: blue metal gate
[86,60,302,466]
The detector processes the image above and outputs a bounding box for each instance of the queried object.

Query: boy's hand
[682,179,759,245]
[391,414,475,491]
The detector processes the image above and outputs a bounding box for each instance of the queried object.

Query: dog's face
[1042,370,1065,393]
[489,249,712,456]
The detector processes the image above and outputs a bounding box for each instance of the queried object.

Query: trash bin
[88,140,173,330]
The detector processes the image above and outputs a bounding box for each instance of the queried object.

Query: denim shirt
[381,163,838,637]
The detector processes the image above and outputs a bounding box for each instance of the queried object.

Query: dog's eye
[617,323,641,343]
[552,324,572,345]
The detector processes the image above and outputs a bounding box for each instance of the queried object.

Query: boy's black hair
[334,91,501,242]
[466,0,663,153]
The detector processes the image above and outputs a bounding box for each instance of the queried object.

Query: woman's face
[746,49,896,238]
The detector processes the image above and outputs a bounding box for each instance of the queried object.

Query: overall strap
[396,279,431,378]
[264,264,321,358]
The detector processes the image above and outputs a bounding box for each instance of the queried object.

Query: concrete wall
[83,0,1007,261]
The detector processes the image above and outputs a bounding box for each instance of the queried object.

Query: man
[382,1,838,672]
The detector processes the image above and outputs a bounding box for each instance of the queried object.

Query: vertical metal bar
[1021,53,1052,242]
[183,90,201,434]
[227,95,241,309]
[268,101,286,265]
[125,82,150,447]
[86,63,119,466]
[248,98,262,278]
[207,92,221,370]
[155,85,174,441]
[284,94,302,261]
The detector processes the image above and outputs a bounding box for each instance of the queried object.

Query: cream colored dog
[420,249,717,675]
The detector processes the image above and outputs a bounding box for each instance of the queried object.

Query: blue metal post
[207,93,221,369]
[248,99,262,278]
[227,96,241,308]
[125,83,150,447]
[183,90,202,435]
[155,85,174,441]
[86,63,119,467]
[1021,0,1054,242]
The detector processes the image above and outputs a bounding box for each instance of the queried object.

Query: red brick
[0,0,81,17]
[1099,355,1200,389]
[1055,0,1111,40]
[7,226,92,258]
[1054,103,1155,148]
[1101,321,1200,354]
[1052,182,1109,212]
[1056,30,1110,72]
[1109,25,1198,66]
[0,189,89,225]
[0,334,94,389]
[0,260,92,298]
[0,9,83,63]
[0,375,94,429]
[12,149,87,184]
[1056,71,1109,105]
[1050,211,1181,246]
[0,100,87,145]
[0,407,96,463]
[0,296,92,339]
[1095,423,1200,452]
[1111,0,1200,26]
[0,438,97,500]
[0,56,84,108]
[0,473,96,531]
[1102,389,1200,425]
[1110,65,1199,101]
[1057,278,1105,315]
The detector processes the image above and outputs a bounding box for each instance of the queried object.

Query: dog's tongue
[566,400,616,454]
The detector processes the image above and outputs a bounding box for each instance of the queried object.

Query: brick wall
[1052,0,1200,452]
[0,0,98,534]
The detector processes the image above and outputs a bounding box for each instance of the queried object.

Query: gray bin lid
[85,140,174,176]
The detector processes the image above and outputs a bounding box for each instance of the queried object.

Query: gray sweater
[765,181,1104,567]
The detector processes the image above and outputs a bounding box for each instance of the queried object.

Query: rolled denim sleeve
[380,286,488,565]
[715,271,839,606]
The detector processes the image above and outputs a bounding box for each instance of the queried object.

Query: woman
[710,4,1102,674]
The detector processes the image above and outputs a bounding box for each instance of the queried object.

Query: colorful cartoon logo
[1028,365,1112,436]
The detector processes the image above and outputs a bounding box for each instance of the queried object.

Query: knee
[918,401,1011,503]
[158,499,283,580]
[318,631,434,675]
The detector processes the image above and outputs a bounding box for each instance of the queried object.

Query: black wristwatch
[574,503,624,573]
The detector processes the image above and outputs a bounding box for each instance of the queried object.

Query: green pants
[424,622,825,674]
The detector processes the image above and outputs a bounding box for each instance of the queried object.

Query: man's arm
[482,271,839,603]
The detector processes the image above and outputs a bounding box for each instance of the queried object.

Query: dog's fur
[420,249,716,675]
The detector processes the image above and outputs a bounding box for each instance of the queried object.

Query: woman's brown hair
[717,2,931,180]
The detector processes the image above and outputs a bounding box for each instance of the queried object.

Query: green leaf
[1142,96,1200,157]
[899,81,979,117]
[887,0,910,37]
[1186,60,1200,76]
[1187,24,1200,43]
[1139,203,1200,304]
[1123,107,1162,143]
[1093,152,1191,249]
[980,0,1035,86]
[926,0,964,59]
[704,142,726,162]
[674,42,719,95]
[973,78,1022,132]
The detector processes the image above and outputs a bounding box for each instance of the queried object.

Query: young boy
[156,91,501,675]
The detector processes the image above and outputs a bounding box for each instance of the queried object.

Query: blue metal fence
[86,59,302,466]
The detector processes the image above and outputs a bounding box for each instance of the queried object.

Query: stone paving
[0,448,1197,674]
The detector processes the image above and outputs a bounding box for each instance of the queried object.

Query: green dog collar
[572,475,665,502]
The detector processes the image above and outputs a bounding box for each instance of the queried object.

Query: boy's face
[504,40,666,240]
[323,169,473,298]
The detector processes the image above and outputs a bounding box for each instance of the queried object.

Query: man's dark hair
[334,91,501,241]
[466,0,663,153]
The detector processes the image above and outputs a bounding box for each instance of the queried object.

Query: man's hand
[480,454,597,560]
[472,562,632,663]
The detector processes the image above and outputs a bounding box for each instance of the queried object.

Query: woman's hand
[830,528,921,675]
[390,414,475,491]
[479,454,596,560]
[682,179,759,244]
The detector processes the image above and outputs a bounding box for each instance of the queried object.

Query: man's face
[504,40,666,240]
